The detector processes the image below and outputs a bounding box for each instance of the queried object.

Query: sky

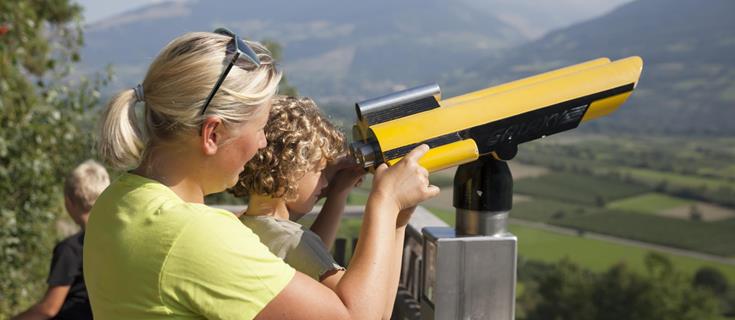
[75,0,160,23]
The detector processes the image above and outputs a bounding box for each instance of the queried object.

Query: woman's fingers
[425,184,441,198]
[402,144,430,163]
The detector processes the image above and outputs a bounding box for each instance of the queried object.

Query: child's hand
[320,156,365,199]
[371,144,440,213]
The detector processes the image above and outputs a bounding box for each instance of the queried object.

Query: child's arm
[11,285,69,320]
[383,206,417,319]
[310,157,364,250]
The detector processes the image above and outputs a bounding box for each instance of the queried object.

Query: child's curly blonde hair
[230,96,345,201]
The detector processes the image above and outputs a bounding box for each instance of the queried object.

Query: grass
[607,192,693,214]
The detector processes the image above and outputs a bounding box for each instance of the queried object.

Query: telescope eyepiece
[349,141,379,168]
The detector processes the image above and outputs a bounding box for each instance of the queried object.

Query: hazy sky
[75,0,159,23]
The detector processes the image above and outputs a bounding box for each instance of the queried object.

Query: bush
[0,2,108,316]
[519,254,721,320]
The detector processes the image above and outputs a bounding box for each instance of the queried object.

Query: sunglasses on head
[200,27,261,115]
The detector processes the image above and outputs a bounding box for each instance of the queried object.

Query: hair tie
[133,84,145,103]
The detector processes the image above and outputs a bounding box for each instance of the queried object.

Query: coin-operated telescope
[349,57,643,319]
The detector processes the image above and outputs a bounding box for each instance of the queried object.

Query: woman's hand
[370,144,440,215]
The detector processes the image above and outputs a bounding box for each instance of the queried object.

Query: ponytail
[96,32,282,170]
[98,89,145,169]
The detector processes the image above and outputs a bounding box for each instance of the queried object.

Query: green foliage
[518,254,721,320]
[694,267,729,296]
[0,1,108,316]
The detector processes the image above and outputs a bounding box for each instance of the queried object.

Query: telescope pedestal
[420,157,517,320]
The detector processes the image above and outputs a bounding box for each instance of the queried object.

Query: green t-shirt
[84,173,294,319]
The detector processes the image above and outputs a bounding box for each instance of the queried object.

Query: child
[13,160,109,320]
[230,95,365,286]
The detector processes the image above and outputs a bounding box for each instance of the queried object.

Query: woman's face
[216,103,271,190]
[286,160,328,219]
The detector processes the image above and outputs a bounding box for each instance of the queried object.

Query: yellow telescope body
[349,57,643,172]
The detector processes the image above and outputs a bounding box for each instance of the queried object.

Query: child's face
[286,160,328,219]
[64,196,89,228]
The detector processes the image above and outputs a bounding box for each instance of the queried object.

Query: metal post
[420,157,517,320]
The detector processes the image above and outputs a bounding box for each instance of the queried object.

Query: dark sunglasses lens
[233,36,260,67]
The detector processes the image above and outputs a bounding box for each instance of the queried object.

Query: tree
[694,267,729,296]
[521,254,721,320]
[0,1,108,316]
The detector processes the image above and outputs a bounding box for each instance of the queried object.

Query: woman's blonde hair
[230,96,344,201]
[98,31,282,169]
[64,159,110,212]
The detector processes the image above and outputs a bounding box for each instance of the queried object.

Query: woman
[85,28,439,319]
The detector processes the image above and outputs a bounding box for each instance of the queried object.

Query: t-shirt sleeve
[47,241,80,286]
[160,211,295,320]
[285,229,345,281]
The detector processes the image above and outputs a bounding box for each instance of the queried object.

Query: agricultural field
[425,207,735,282]
[553,210,735,257]
[607,192,692,214]
[607,192,735,221]
[509,177,735,256]
[514,172,650,205]
[515,135,735,207]
[503,135,735,257]
[510,223,735,282]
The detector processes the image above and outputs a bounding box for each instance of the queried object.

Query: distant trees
[0,1,107,316]
[517,253,722,320]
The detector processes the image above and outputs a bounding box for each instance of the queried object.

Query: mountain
[79,0,629,107]
[444,0,735,135]
[460,0,632,40]
[81,0,525,104]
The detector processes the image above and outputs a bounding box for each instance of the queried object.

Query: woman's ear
[200,116,223,155]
